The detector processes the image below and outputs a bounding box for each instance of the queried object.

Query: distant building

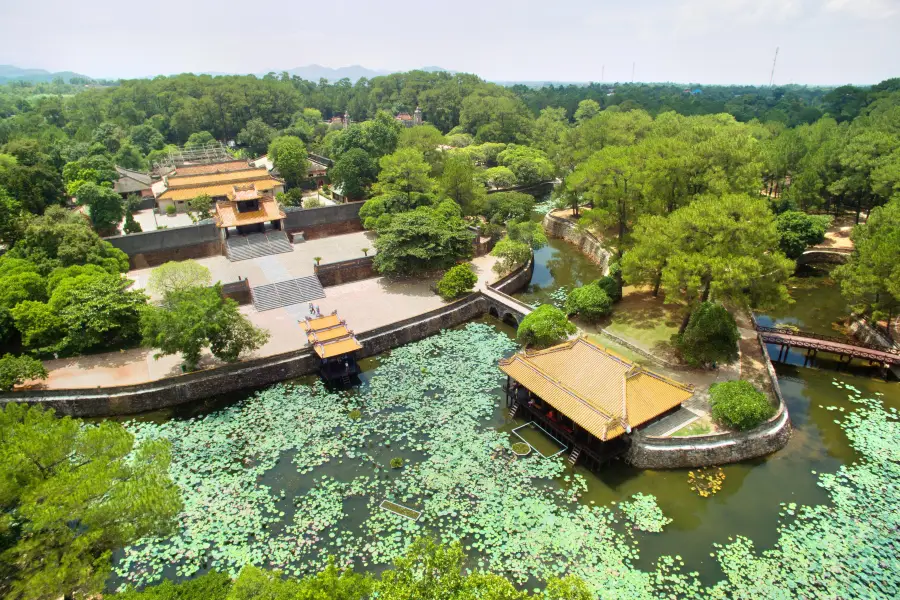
[113,166,154,200]
[395,106,423,128]
[154,161,284,220]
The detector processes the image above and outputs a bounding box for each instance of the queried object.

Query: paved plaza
[36,243,500,389]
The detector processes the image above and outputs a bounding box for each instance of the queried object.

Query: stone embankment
[541,211,611,273]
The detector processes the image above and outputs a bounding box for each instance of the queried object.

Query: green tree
[10,301,63,353]
[440,152,486,215]
[147,260,213,297]
[594,275,622,303]
[623,194,793,334]
[128,123,165,155]
[373,204,472,275]
[374,148,436,205]
[377,538,524,600]
[516,304,575,348]
[47,272,147,355]
[675,302,740,367]
[565,284,612,322]
[574,99,600,123]
[507,221,548,249]
[237,118,276,156]
[398,124,446,171]
[111,571,232,600]
[268,135,308,186]
[775,211,832,259]
[833,196,900,328]
[491,236,531,275]
[115,142,146,171]
[123,211,143,234]
[141,285,269,370]
[186,193,214,223]
[709,380,774,430]
[330,148,377,200]
[76,182,125,233]
[482,166,517,189]
[0,271,46,310]
[0,186,26,246]
[436,263,478,300]
[184,131,215,149]
[497,145,554,186]
[0,354,47,391]
[0,403,181,600]
[483,191,534,224]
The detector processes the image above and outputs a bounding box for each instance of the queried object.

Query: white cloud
[825,0,900,19]
[675,0,805,34]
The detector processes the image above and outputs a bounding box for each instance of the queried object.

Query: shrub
[147,260,212,298]
[123,211,142,234]
[165,204,177,216]
[675,302,740,367]
[304,196,322,209]
[390,457,404,469]
[565,285,612,322]
[516,304,575,348]
[435,264,477,300]
[775,211,832,259]
[593,275,622,302]
[710,380,774,431]
[491,236,531,275]
[0,354,47,391]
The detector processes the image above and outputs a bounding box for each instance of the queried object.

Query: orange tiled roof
[172,161,252,176]
[499,337,693,441]
[214,197,285,228]
[230,184,261,201]
[159,170,283,202]
[300,312,363,359]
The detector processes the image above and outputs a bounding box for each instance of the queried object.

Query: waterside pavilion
[301,312,363,385]
[500,337,694,468]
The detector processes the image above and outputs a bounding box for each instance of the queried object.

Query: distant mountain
[281,64,390,82]
[0,64,92,84]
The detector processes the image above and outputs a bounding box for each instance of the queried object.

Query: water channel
[112,212,899,592]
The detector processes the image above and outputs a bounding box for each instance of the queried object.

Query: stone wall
[487,181,555,196]
[849,318,896,350]
[105,223,224,268]
[626,337,792,469]
[491,256,535,295]
[315,257,376,287]
[283,202,364,240]
[220,279,251,305]
[0,293,489,418]
[542,213,610,273]
[796,249,850,266]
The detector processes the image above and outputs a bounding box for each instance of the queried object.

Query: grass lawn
[602,287,686,361]
[671,417,715,437]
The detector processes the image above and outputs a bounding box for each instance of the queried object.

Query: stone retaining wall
[105,223,224,268]
[0,294,489,418]
[491,256,535,295]
[796,249,850,266]
[315,257,376,287]
[541,213,610,273]
[626,336,792,469]
[283,202,363,240]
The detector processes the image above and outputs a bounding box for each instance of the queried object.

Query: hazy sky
[1,0,898,85]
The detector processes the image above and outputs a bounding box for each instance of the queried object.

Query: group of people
[308,303,322,317]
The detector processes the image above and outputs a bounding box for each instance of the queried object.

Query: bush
[390,457,404,469]
[674,302,740,367]
[304,196,323,209]
[593,275,622,302]
[564,285,612,322]
[775,211,832,259]
[165,204,177,216]
[123,211,142,234]
[110,570,232,600]
[516,304,576,348]
[710,380,774,431]
[0,354,47,391]
[491,236,531,275]
[435,264,478,300]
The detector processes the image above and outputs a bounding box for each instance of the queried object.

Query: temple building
[395,106,423,127]
[153,162,286,234]
[301,312,363,385]
[500,337,694,468]
[113,166,154,201]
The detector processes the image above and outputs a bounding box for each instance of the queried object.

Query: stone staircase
[226,231,293,262]
[250,276,325,312]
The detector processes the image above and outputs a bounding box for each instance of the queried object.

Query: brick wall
[315,257,376,287]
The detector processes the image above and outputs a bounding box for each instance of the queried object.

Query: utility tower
[769,47,779,86]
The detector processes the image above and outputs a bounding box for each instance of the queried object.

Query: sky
[1,0,898,85]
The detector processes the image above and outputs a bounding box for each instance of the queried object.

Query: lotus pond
[113,315,899,597]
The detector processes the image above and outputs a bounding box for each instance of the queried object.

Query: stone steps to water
[226,231,293,262]
[568,446,582,466]
[251,275,325,312]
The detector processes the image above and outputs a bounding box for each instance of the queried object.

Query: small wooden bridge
[756,324,900,366]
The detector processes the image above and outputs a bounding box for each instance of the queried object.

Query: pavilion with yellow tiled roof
[300,312,363,384]
[499,336,693,466]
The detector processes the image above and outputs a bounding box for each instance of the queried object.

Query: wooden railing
[755,324,900,355]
